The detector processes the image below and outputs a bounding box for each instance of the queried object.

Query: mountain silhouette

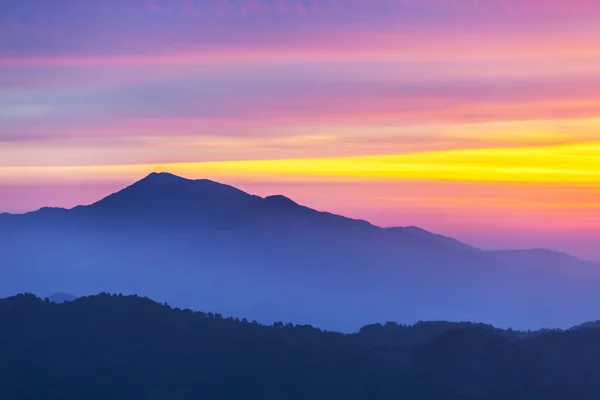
[2,293,600,399]
[84,172,261,225]
[16,172,374,230]
[1,172,599,331]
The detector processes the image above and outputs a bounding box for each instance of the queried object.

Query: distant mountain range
[2,172,600,331]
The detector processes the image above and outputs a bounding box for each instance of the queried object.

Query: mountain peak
[81,172,261,226]
[137,173,234,191]
[140,172,188,184]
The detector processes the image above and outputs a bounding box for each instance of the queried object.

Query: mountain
[21,172,375,230]
[2,172,599,331]
[2,293,600,399]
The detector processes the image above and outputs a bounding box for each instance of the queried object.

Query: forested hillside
[1,293,600,399]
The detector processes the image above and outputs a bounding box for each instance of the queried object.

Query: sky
[1,0,600,260]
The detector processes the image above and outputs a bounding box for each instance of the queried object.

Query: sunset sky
[2,0,600,260]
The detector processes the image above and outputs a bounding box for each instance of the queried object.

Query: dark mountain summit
[1,172,599,331]
[12,172,372,230]
[92,172,373,228]
[74,172,261,227]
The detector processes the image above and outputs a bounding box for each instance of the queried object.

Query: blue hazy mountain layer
[2,172,599,332]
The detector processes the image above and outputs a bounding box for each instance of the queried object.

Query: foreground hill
[1,293,599,400]
[2,172,600,331]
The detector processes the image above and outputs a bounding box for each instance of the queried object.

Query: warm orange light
[2,142,599,186]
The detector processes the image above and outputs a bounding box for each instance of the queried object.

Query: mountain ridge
[1,172,590,262]
[2,292,600,399]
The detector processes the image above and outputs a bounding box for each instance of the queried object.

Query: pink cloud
[3,26,600,70]
[2,0,600,71]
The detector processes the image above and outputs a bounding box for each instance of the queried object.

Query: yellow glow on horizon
[1,142,600,186]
